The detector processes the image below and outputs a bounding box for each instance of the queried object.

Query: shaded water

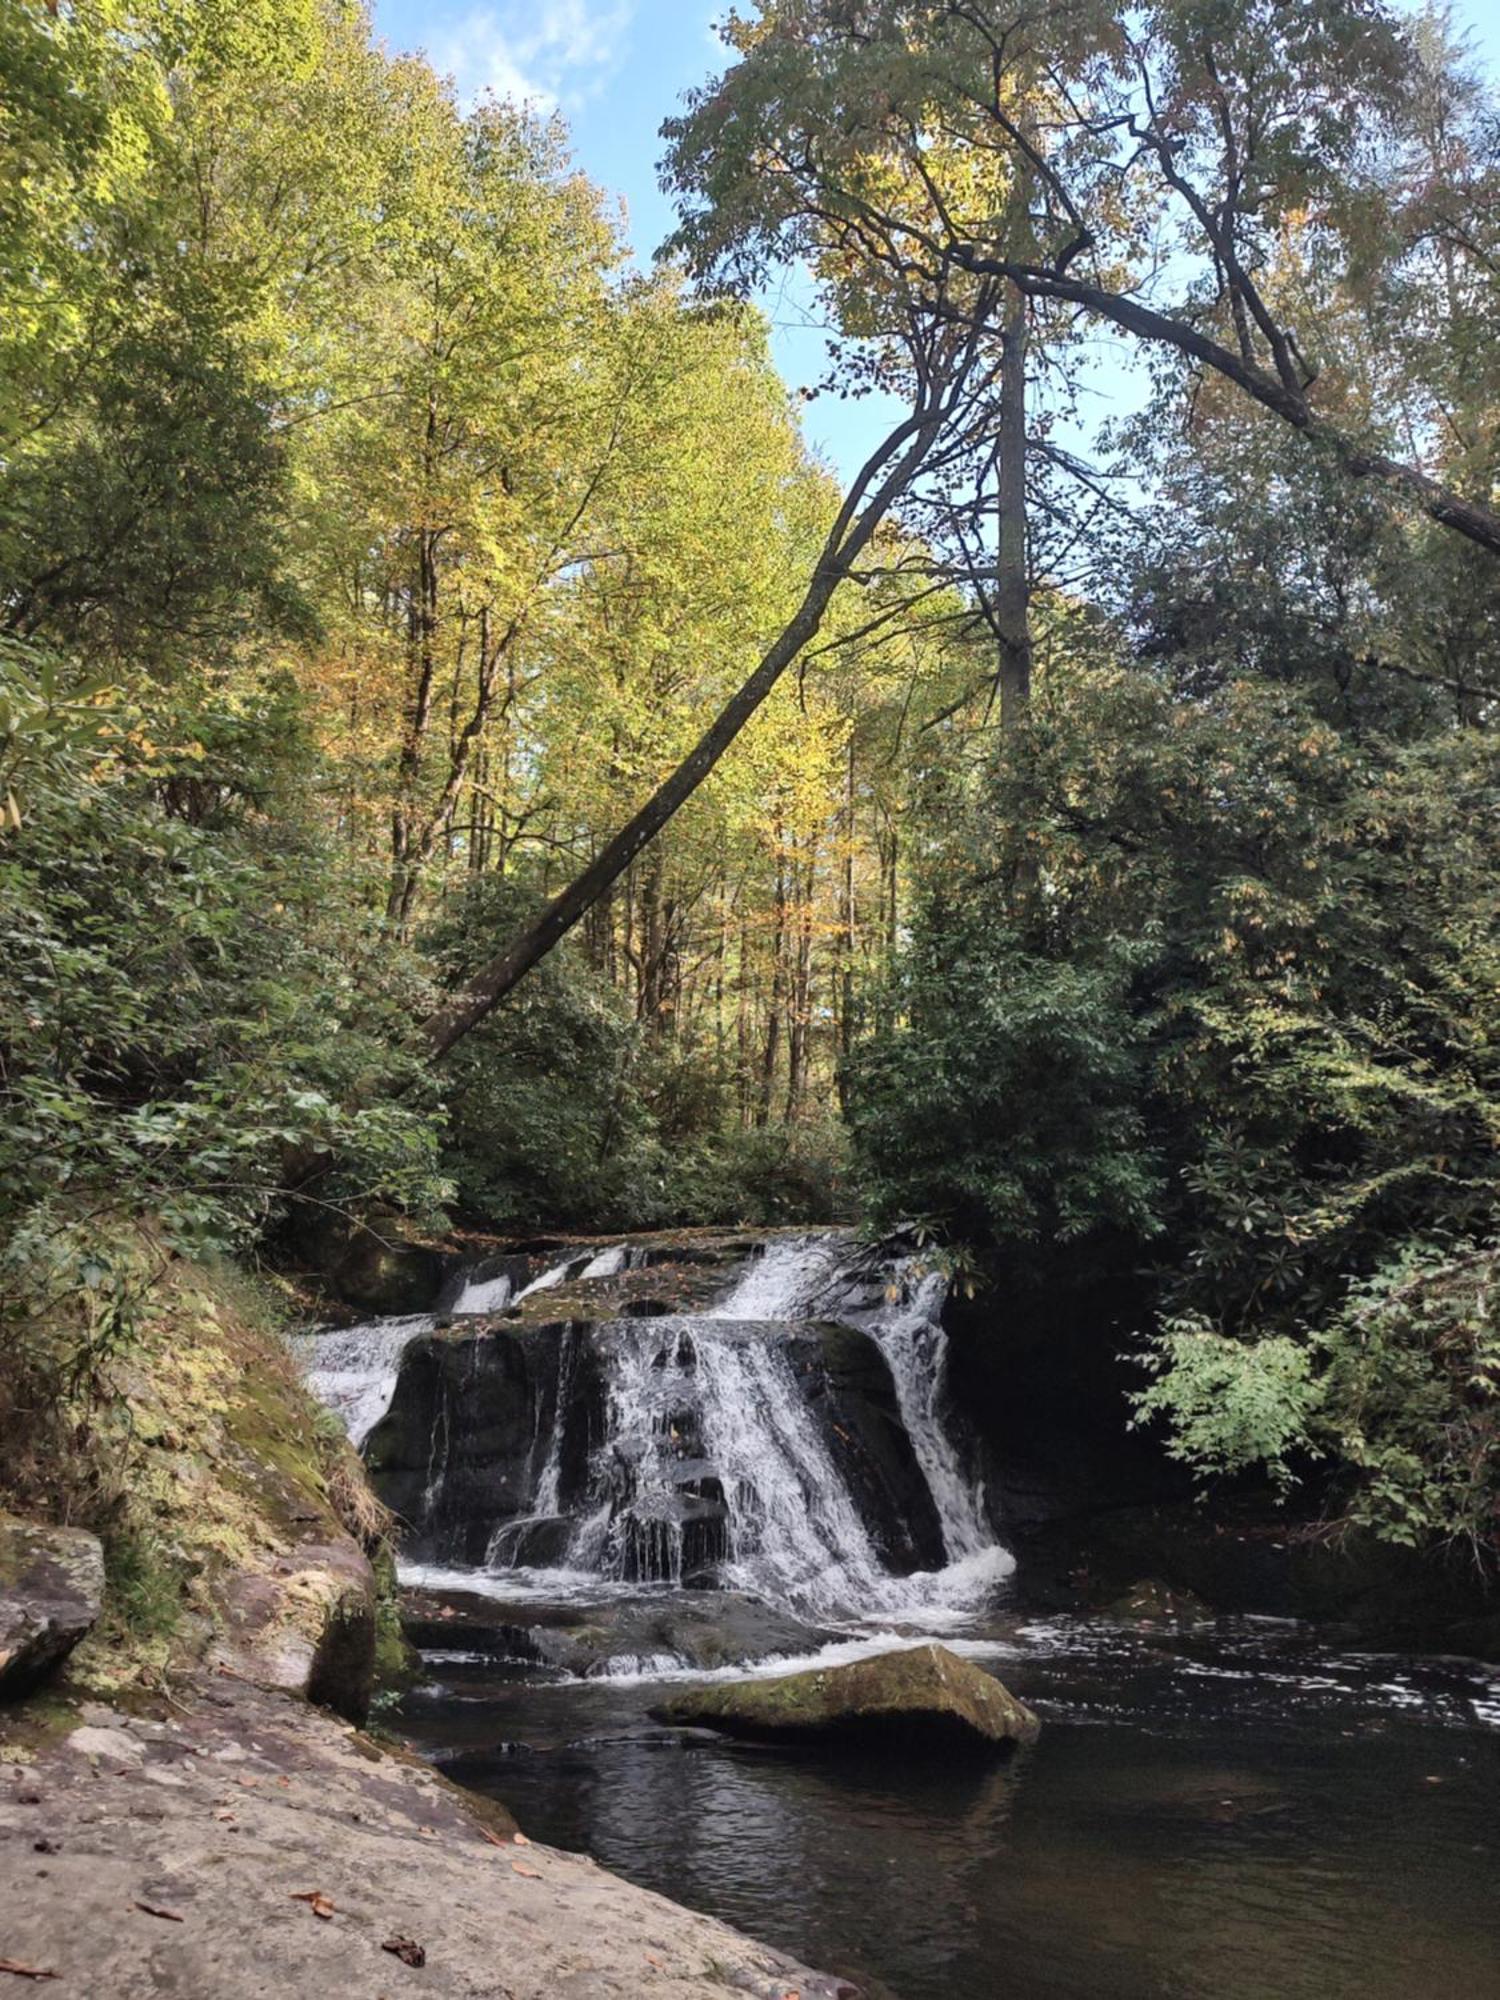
[399,1615,1500,2000]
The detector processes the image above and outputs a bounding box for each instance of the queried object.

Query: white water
[513,1244,630,1304]
[712,1234,1002,1570]
[451,1270,513,1315]
[296,1315,435,1448]
[706,1233,846,1321]
[858,1267,994,1561]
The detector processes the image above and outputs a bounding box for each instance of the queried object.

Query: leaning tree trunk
[421,358,976,1060]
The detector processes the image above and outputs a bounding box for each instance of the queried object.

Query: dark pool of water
[397,1612,1500,2000]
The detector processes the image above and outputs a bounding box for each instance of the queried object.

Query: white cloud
[433,2,636,113]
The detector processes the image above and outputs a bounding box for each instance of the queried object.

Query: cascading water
[296,1314,436,1448]
[709,1234,996,1566]
[849,1267,993,1562]
[451,1271,513,1315]
[299,1230,1012,1639]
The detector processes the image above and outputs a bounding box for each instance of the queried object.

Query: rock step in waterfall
[296,1232,1013,1635]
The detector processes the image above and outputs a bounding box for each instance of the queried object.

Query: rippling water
[398,1609,1500,2000]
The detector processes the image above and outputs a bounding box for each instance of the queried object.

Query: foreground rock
[0,1672,859,1999]
[654,1641,1040,1748]
[0,1519,104,1699]
[208,1531,377,1723]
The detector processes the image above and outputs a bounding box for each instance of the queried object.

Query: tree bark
[421,374,969,1059]
[757,825,788,1128]
[996,282,1031,731]
[836,733,857,1116]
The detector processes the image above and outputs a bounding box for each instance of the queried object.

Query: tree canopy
[2,0,1497,1563]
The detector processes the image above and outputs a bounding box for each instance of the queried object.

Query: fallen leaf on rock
[134,1902,185,1923]
[512,1831,530,1845]
[511,1861,542,1879]
[478,1826,509,1848]
[290,1891,336,1920]
[0,1963,59,1982]
[381,1938,427,1967]
[236,1775,260,1789]
[214,1810,236,1824]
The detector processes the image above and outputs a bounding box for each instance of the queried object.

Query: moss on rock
[1,1227,390,1719]
[653,1641,1040,1749]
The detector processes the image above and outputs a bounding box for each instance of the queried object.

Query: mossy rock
[0,1519,105,1700]
[652,1641,1040,1750]
[333,1226,445,1316]
[1104,1579,1216,1624]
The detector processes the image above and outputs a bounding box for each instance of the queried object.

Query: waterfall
[854,1267,993,1562]
[710,1234,994,1566]
[298,1230,1013,1630]
[706,1233,845,1321]
[513,1243,633,1304]
[451,1243,632,1315]
[693,1330,899,1619]
[295,1315,435,1448]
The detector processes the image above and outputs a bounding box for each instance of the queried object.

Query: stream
[298,1232,1500,2000]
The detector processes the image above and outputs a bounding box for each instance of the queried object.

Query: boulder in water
[0,1518,105,1698]
[652,1641,1040,1748]
[1104,1578,1216,1624]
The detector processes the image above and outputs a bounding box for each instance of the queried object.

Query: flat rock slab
[404,1584,829,1677]
[653,1641,1042,1749]
[0,1519,104,1700]
[0,1673,859,1998]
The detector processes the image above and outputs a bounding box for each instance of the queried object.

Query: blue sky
[369,0,1500,483]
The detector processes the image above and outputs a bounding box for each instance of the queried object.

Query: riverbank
[0,1230,854,1997]
[0,1670,852,1997]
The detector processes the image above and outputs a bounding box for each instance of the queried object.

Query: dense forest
[3,0,1497,1581]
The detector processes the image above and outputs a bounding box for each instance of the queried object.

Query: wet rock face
[363,1315,945,1584]
[788,1322,946,1575]
[364,1323,603,1566]
[331,1226,449,1317]
[652,1641,1041,1749]
[0,1519,105,1699]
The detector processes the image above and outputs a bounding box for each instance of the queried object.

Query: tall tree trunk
[736,915,753,1128]
[421,371,974,1058]
[387,523,439,926]
[836,735,857,1116]
[758,825,788,1128]
[784,847,815,1124]
[996,282,1031,732]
